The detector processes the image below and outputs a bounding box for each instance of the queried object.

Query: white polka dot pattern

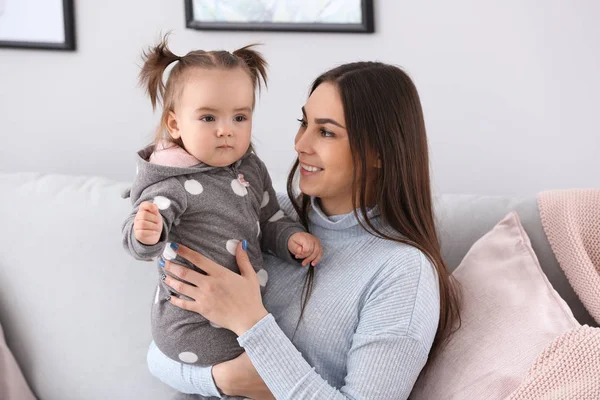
[178,352,198,363]
[257,269,268,287]
[153,196,171,210]
[231,179,248,196]
[261,191,270,208]
[226,239,240,255]
[162,245,176,261]
[184,179,203,195]
[268,210,285,222]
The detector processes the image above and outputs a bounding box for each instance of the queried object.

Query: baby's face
[168,67,254,167]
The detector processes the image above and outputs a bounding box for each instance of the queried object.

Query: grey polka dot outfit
[122,145,304,368]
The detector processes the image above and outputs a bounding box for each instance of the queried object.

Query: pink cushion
[0,321,36,400]
[410,212,579,399]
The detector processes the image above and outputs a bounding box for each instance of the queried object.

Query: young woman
[148,61,461,400]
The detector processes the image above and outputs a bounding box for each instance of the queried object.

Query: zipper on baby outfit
[229,164,255,230]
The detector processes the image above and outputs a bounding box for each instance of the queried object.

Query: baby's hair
[138,33,268,147]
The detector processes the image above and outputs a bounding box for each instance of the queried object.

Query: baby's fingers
[134,219,162,232]
[140,201,160,214]
[300,241,317,267]
[311,246,323,266]
[305,240,323,267]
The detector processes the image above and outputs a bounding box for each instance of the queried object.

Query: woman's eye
[320,129,334,138]
[297,118,308,128]
[234,115,247,122]
[200,116,215,122]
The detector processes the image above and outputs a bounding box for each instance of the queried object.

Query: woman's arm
[239,315,432,399]
[148,340,276,399]
[238,251,439,400]
[162,244,439,399]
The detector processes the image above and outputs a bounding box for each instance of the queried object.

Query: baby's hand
[133,201,164,245]
[288,232,323,267]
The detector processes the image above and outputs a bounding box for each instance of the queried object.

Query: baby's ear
[166,111,180,139]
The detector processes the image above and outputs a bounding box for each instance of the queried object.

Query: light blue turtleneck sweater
[147,196,440,399]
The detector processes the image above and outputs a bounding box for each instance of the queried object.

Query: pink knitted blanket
[507,325,600,399]
[537,189,600,324]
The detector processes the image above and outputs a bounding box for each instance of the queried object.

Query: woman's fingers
[168,294,196,312]
[163,259,205,288]
[235,241,256,278]
[163,274,198,300]
[173,243,222,276]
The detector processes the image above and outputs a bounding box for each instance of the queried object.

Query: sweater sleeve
[121,178,187,260]
[237,252,440,400]
[255,158,305,264]
[146,341,222,398]
[146,250,440,400]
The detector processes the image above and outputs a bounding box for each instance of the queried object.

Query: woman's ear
[166,111,180,139]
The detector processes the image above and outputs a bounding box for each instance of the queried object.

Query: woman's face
[295,82,355,215]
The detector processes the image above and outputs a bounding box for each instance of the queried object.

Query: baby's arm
[122,178,187,260]
[255,160,305,264]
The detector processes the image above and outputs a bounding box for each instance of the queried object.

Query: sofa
[0,172,596,400]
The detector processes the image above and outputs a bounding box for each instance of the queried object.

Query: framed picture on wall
[0,0,75,50]
[185,0,374,33]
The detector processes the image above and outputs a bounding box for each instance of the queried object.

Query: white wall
[0,0,598,196]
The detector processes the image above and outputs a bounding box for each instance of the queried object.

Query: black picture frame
[0,0,76,51]
[185,0,374,34]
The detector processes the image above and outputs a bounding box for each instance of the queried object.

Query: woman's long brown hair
[287,62,461,353]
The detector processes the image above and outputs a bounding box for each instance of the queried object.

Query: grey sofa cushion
[0,173,175,400]
[0,173,595,400]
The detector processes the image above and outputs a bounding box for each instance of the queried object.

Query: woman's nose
[294,129,312,154]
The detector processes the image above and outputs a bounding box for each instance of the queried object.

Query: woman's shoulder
[361,243,440,342]
[371,243,437,288]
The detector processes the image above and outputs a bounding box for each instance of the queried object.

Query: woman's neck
[317,197,354,216]
[318,195,376,216]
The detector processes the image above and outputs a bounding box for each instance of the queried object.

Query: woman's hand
[213,352,275,400]
[162,241,269,336]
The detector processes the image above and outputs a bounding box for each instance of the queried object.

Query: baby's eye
[297,118,308,128]
[200,116,215,122]
[234,115,247,122]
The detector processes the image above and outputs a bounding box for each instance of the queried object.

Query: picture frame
[0,0,76,51]
[185,0,374,34]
